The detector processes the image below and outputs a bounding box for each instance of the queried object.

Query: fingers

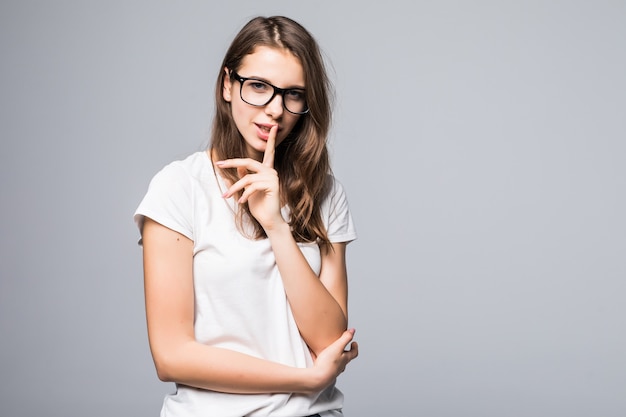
[220,173,264,200]
[338,337,359,376]
[328,328,355,352]
[334,328,358,360]
[311,329,359,387]
[214,125,276,204]
[339,328,356,346]
[262,125,277,168]
[215,158,263,171]
[236,166,248,181]
[236,178,275,204]
[215,159,277,200]
[340,328,358,354]
[346,341,359,360]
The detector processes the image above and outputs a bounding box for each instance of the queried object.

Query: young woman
[134,16,358,417]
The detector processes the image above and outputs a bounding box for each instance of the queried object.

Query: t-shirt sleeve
[133,162,194,245]
[323,176,357,244]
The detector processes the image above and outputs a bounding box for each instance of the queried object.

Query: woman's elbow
[153,355,174,382]
[309,328,348,357]
[151,347,182,382]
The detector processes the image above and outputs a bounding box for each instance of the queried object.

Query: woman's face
[223,46,305,161]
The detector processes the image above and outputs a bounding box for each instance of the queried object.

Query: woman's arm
[265,223,349,356]
[142,217,357,394]
[216,127,351,356]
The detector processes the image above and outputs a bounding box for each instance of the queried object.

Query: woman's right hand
[308,329,359,393]
[216,125,284,231]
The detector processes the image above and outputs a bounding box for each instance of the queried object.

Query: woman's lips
[255,123,278,140]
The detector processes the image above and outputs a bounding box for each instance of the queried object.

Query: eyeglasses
[231,71,309,115]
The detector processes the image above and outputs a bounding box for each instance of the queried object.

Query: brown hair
[210,16,333,248]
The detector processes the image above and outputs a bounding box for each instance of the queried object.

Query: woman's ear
[222,67,232,102]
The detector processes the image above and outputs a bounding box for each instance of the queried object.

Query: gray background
[1,1,624,416]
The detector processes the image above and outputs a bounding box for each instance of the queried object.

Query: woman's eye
[249,82,269,91]
[285,90,305,101]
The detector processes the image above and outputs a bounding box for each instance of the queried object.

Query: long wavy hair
[210,16,333,248]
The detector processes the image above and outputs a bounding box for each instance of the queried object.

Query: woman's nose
[264,93,284,118]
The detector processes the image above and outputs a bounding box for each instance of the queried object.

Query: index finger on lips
[262,125,277,168]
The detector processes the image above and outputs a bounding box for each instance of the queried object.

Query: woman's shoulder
[320,173,357,242]
[319,173,354,215]
[323,172,348,199]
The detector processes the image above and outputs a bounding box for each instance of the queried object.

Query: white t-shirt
[134,151,357,417]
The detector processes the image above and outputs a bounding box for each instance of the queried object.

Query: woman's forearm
[151,339,323,394]
[265,222,348,355]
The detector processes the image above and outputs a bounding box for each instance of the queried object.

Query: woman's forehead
[239,46,305,87]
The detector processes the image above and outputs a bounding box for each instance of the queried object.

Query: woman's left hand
[216,126,285,230]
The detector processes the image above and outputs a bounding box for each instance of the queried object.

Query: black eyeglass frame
[230,71,310,115]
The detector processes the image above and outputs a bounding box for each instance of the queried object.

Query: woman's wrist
[294,366,328,395]
[263,218,291,235]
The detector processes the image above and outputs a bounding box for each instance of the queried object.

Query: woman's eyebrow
[244,74,305,90]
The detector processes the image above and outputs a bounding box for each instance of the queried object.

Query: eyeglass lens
[240,79,308,114]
